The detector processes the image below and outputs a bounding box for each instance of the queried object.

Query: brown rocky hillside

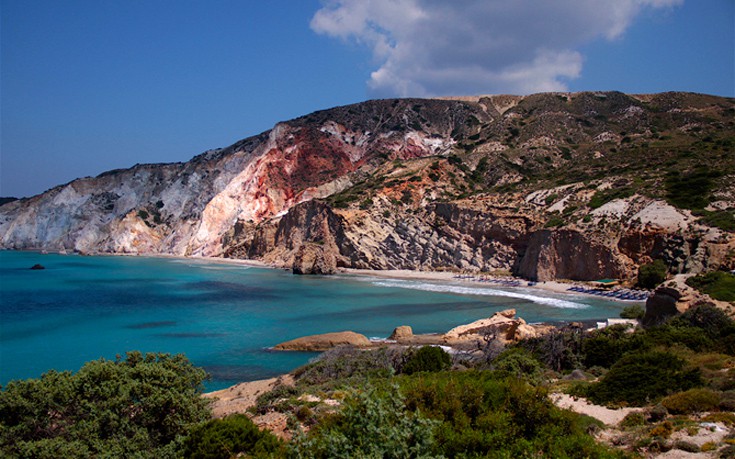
[1,92,733,281]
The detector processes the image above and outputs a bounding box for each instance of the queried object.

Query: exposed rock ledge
[272,331,371,351]
[272,309,552,351]
[442,308,547,344]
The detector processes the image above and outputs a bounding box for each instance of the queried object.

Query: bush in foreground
[586,351,702,406]
[402,345,451,375]
[291,383,438,458]
[183,414,283,459]
[661,388,721,414]
[399,371,627,458]
[292,346,402,388]
[0,351,210,458]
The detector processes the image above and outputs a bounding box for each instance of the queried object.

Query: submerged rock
[29,264,45,270]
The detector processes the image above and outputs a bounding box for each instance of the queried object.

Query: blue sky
[1,0,733,198]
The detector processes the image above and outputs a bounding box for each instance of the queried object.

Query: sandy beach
[91,251,645,306]
[338,267,644,305]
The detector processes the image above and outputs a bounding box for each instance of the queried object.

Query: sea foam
[370,279,588,309]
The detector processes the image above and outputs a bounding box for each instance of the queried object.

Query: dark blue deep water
[0,251,630,390]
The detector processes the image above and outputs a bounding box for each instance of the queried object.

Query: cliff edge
[1,92,733,283]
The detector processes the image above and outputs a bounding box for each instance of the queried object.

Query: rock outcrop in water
[273,331,371,351]
[1,92,734,282]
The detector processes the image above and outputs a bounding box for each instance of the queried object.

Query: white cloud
[311,0,683,96]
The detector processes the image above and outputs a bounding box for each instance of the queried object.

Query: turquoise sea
[0,251,632,390]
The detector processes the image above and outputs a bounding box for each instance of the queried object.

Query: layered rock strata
[1,93,733,282]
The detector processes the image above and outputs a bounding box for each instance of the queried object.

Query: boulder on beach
[443,309,540,344]
[292,243,337,275]
[273,331,370,351]
[389,325,413,342]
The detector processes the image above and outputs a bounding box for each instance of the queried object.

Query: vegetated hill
[1,92,733,282]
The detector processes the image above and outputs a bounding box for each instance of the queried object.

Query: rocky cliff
[2,92,734,281]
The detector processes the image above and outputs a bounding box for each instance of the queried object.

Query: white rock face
[0,106,454,257]
[0,146,256,255]
[632,200,690,231]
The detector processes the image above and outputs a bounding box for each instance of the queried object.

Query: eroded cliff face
[2,93,734,281]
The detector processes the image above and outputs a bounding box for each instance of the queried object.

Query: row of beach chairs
[453,275,523,287]
[566,285,649,301]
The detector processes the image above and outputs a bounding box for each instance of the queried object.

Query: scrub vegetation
[2,303,734,458]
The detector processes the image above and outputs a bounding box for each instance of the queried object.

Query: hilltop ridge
[1,91,733,283]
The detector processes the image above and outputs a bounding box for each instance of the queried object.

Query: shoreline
[337,267,647,305]
[20,249,646,305]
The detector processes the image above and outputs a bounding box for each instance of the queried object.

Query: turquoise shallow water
[0,251,632,390]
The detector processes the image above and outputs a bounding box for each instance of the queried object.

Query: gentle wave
[198,265,251,271]
[370,280,588,309]
[168,259,251,270]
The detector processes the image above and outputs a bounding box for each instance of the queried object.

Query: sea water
[0,251,632,390]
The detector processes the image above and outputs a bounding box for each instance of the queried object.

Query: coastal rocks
[386,325,446,345]
[29,264,45,270]
[443,309,540,344]
[273,331,371,351]
[389,325,413,341]
[248,200,351,274]
[292,243,337,275]
[2,93,733,284]
[270,310,556,353]
[517,230,629,282]
[643,287,683,327]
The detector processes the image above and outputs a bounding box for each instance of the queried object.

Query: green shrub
[686,272,735,302]
[678,302,735,332]
[519,327,585,372]
[0,352,211,458]
[582,325,648,368]
[620,304,645,320]
[661,388,721,414]
[648,420,674,439]
[720,391,735,411]
[619,412,646,428]
[293,347,402,388]
[545,215,566,227]
[587,351,702,406]
[644,324,715,352]
[359,198,373,210]
[402,346,451,375]
[400,189,413,204]
[702,412,735,427]
[588,187,633,209]
[665,167,719,210]
[648,404,669,422]
[398,372,627,458]
[183,414,283,459]
[291,383,438,458]
[492,348,546,384]
[699,210,735,231]
[253,384,301,415]
[637,259,668,289]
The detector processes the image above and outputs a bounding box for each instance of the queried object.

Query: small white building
[595,318,639,330]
